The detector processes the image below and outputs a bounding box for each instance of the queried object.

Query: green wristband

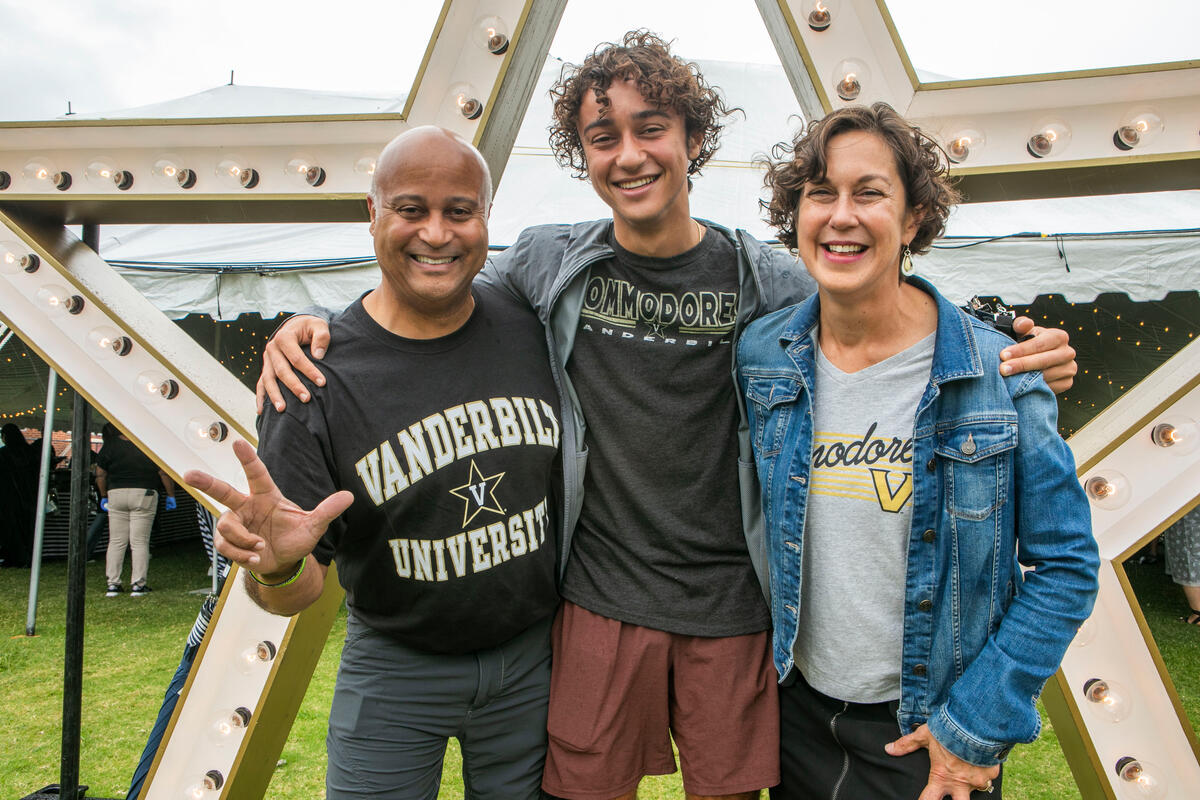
[248,557,305,588]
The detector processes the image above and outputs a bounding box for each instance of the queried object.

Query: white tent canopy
[83,58,1199,317]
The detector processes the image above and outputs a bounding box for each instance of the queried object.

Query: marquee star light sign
[756,0,1200,201]
[1,0,1197,796]
[1045,336,1200,800]
[0,1,569,795]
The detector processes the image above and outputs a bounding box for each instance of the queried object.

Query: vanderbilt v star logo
[448,459,506,526]
[868,468,913,513]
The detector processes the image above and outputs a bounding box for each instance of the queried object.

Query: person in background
[738,102,1100,799]
[96,425,176,596]
[0,423,37,567]
[85,422,118,560]
[1164,506,1200,625]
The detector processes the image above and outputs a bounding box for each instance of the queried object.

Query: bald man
[187,127,564,799]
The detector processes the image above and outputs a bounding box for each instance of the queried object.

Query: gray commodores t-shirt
[796,330,935,703]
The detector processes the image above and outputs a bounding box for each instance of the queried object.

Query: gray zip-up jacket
[477,219,818,599]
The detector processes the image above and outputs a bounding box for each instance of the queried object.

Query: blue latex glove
[164,496,177,511]
[100,498,108,512]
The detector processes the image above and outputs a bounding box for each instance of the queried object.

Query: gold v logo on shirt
[869,468,913,513]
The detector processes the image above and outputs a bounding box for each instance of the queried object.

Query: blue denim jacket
[736,278,1099,766]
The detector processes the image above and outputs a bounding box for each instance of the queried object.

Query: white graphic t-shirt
[795,329,935,703]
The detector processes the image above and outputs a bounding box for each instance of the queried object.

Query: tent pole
[24,366,58,635]
[60,223,98,800]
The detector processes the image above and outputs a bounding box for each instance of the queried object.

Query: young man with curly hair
[259,31,1078,800]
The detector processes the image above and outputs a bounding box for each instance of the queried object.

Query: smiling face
[367,128,489,334]
[795,130,920,303]
[577,78,702,253]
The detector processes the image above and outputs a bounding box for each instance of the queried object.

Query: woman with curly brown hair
[738,103,1100,799]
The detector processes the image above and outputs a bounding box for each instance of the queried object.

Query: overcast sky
[0,0,1196,121]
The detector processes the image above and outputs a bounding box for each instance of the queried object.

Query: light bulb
[1114,108,1163,151]
[152,156,197,189]
[448,83,483,120]
[216,158,259,189]
[134,371,179,403]
[1083,470,1130,510]
[186,417,229,447]
[945,128,985,164]
[88,326,133,358]
[1082,678,1133,723]
[1114,757,1167,800]
[285,156,326,187]
[184,769,225,798]
[1150,418,1198,455]
[353,156,376,176]
[1073,616,1097,647]
[1027,120,1072,159]
[37,284,84,314]
[832,59,869,102]
[207,706,252,746]
[24,158,71,190]
[236,640,277,675]
[473,15,509,54]
[0,240,39,273]
[808,1,833,31]
[84,157,134,190]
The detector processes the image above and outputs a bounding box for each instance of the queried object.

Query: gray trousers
[105,488,157,587]
[326,612,553,799]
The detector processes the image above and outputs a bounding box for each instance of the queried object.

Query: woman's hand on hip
[886,723,999,800]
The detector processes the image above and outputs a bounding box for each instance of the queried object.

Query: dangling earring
[900,244,915,276]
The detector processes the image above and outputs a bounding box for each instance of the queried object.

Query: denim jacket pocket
[744,376,803,458]
[935,421,1017,520]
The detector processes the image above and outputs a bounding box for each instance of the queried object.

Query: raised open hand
[184,439,353,578]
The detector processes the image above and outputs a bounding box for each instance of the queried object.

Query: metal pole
[60,223,99,800]
[25,367,59,635]
[60,383,90,800]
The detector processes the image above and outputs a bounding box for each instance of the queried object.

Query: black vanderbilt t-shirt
[258,285,561,654]
[561,227,770,636]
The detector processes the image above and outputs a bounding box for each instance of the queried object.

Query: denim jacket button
[926,457,936,472]
[913,664,927,676]
[922,529,935,543]
[918,599,933,612]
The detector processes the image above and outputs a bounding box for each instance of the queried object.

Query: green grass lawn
[1,542,1195,798]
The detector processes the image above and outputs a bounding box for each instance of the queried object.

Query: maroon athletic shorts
[542,600,780,798]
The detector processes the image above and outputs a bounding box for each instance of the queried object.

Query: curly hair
[548,30,737,180]
[762,102,959,255]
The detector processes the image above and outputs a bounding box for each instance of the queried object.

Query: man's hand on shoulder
[257,315,333,414]
[999,317,1077,394]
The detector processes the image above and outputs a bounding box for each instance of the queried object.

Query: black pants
[772,673,1002,800]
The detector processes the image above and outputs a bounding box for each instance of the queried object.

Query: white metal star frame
[756,0,1200,201]
[1047,338,1200,799]
[1,1,1197,796]
[0,2,569,795]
